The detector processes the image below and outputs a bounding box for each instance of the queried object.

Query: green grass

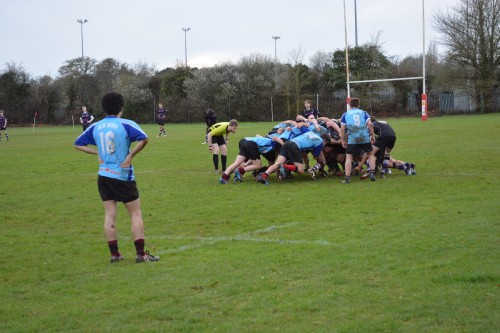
[1,115,499,332]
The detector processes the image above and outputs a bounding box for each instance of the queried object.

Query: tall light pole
[271,36,280,122]
[77,19,88,73]
[354,0,358,47]
[272,36,280,88]
[182,27,191,68]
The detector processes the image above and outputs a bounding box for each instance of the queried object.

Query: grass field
[1,114,499,332]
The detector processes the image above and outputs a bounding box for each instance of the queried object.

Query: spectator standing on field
[0,110,9,141]
[202,108,217,144]
[157,103,167,137]
[301,99,320,119]
[206,119,239,173]
[80,106,94,132]
[74,92,160,263]
[339,98,376,183]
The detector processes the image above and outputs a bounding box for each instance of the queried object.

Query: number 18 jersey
[74,116,148,181]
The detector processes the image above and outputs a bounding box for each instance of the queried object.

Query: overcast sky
[1,0,458,78]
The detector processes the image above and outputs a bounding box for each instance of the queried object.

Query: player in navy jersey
[0,110,9,141]
[319,118,345,176]
[79,106,94,132]
[301,99,320,119]
[371,117,415,176]
[218,135,284,184]
[340,98,376,183]
[202,109,217,144]
[74,92,159,263]
[157,103,167,137]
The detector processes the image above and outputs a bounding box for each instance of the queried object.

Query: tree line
[1,0,499,125]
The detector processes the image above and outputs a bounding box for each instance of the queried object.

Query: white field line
[148,222,334,255]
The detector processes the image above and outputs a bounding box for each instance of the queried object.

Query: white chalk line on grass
[148,222,334,255]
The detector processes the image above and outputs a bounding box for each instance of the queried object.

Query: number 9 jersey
[340,108,371,144]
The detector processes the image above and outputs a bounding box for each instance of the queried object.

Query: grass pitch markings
[150,222,334,254]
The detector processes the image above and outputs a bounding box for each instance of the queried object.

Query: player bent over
[74,92,159,263]
[219,135,284,184]
[256,130,331,185]
[207,119,239,173]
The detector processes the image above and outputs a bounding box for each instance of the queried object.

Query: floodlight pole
[77,19,88,74]
[182,27,191,68]
[272,36,280,122]
[354,0,358,47]
[342,0,351,110]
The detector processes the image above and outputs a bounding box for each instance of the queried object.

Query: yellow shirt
[208,122,230,137]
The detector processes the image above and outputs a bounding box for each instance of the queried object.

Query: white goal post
[342,0,428,120]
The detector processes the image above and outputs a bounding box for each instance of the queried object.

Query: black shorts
[279,141,303,164]
[238,139,261,160]
[0,127,6,131]
[212,135,226,146]
[158,119,166,126]
[98,175,139,203]
[374,136,396,151]
[346,143,373,156]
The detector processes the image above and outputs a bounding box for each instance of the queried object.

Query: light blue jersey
[291,131,324,157]
[279,125,308,141]
[75,116,148,181]
[340,108,371,144]
[245,136,274,153]
[308,123,329,136]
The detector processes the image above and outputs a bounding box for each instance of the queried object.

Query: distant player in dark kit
[0,110,9,141]
[371,117,416,177]
[74,92,160,263]
[80,106,94,131]
[301,99,320,119]
[202,108,217,144]
[157,103,167,137]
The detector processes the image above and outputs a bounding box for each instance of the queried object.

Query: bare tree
[434,0,500,112]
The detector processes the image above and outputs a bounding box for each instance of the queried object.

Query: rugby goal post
[342,0,428,121]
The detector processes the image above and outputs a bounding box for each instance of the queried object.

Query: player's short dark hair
[349,98,360,108]
[101,92,124,115]
[321,133,332,142]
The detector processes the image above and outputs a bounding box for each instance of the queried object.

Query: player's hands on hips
[120,156,133,168]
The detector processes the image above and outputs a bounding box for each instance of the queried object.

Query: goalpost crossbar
[347,76,424,84]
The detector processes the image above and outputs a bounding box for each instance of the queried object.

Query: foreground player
[74,92,159,263]
[207,119,239,173]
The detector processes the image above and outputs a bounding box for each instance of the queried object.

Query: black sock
[213,154,219,170]
[134,239,145,256]
[221,155,227,171]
